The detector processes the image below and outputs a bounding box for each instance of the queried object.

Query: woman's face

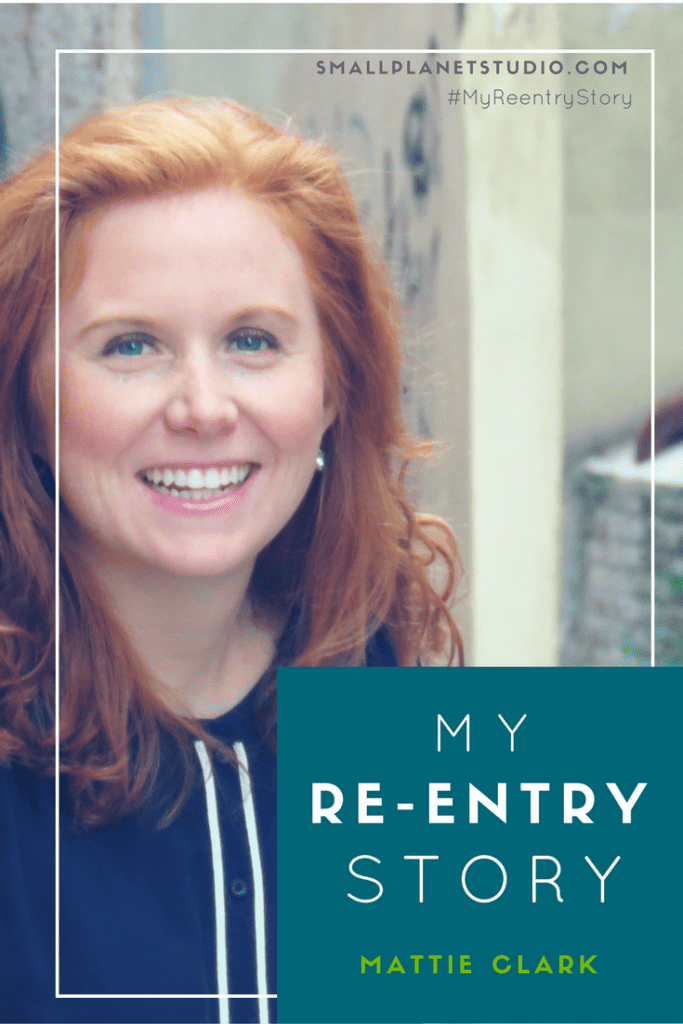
[38,187,334,579]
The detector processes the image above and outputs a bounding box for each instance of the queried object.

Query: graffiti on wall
[305,51,444,441]
[385,84,442,440]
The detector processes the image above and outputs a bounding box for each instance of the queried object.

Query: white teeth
[142,464,253,499]
[186,468,203,489]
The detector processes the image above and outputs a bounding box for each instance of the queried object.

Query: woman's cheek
[272,398,327,453]
[258,364,328,448]
[59,374,131,457]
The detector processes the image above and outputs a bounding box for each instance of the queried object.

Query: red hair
[0,99,463,826]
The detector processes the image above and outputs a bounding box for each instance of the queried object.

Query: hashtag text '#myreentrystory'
[447,88,632,110]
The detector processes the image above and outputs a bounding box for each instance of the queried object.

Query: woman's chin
[142,547,256,581]
[79,534,257,583]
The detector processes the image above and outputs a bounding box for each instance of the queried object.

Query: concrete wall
[456,5,564,666]
[0,4,139,171]
[558,5,683,665]
[561,5,669,443]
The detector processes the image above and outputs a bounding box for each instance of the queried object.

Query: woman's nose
[163,351,239,437]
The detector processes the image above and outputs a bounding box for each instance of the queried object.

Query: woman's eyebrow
[76,316,158,340]
[226,305,300,327]
[75,306,300,340]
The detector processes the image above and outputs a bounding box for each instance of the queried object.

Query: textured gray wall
[0,3,139,174]
[564,450,683,667]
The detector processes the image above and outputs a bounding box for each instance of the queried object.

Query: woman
[0,98,463,1023]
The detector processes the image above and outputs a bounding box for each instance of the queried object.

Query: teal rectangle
[278,668,680,1023]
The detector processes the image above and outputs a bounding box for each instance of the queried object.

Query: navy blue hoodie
[0,624,397,1024]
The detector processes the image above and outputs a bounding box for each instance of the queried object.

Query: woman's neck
[88,555,280,719]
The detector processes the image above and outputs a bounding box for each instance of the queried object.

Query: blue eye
[104,333,156,357]
[229,329,278,353]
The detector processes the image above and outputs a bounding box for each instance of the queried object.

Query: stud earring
[316,449,325,472]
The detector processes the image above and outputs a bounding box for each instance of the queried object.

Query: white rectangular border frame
[57,46,655,999]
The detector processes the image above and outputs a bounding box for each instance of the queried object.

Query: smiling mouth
[138,464,256,500]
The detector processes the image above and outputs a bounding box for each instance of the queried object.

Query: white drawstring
[195,740,230,1024]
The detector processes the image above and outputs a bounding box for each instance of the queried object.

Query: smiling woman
[0,98,463,1024]
[48,189,334,594]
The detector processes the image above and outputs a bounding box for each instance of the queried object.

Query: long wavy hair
[0,98,463,826]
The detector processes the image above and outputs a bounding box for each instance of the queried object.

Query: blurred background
[2,2,680,667]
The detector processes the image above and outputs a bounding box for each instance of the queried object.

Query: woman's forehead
[64,188,315,310]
